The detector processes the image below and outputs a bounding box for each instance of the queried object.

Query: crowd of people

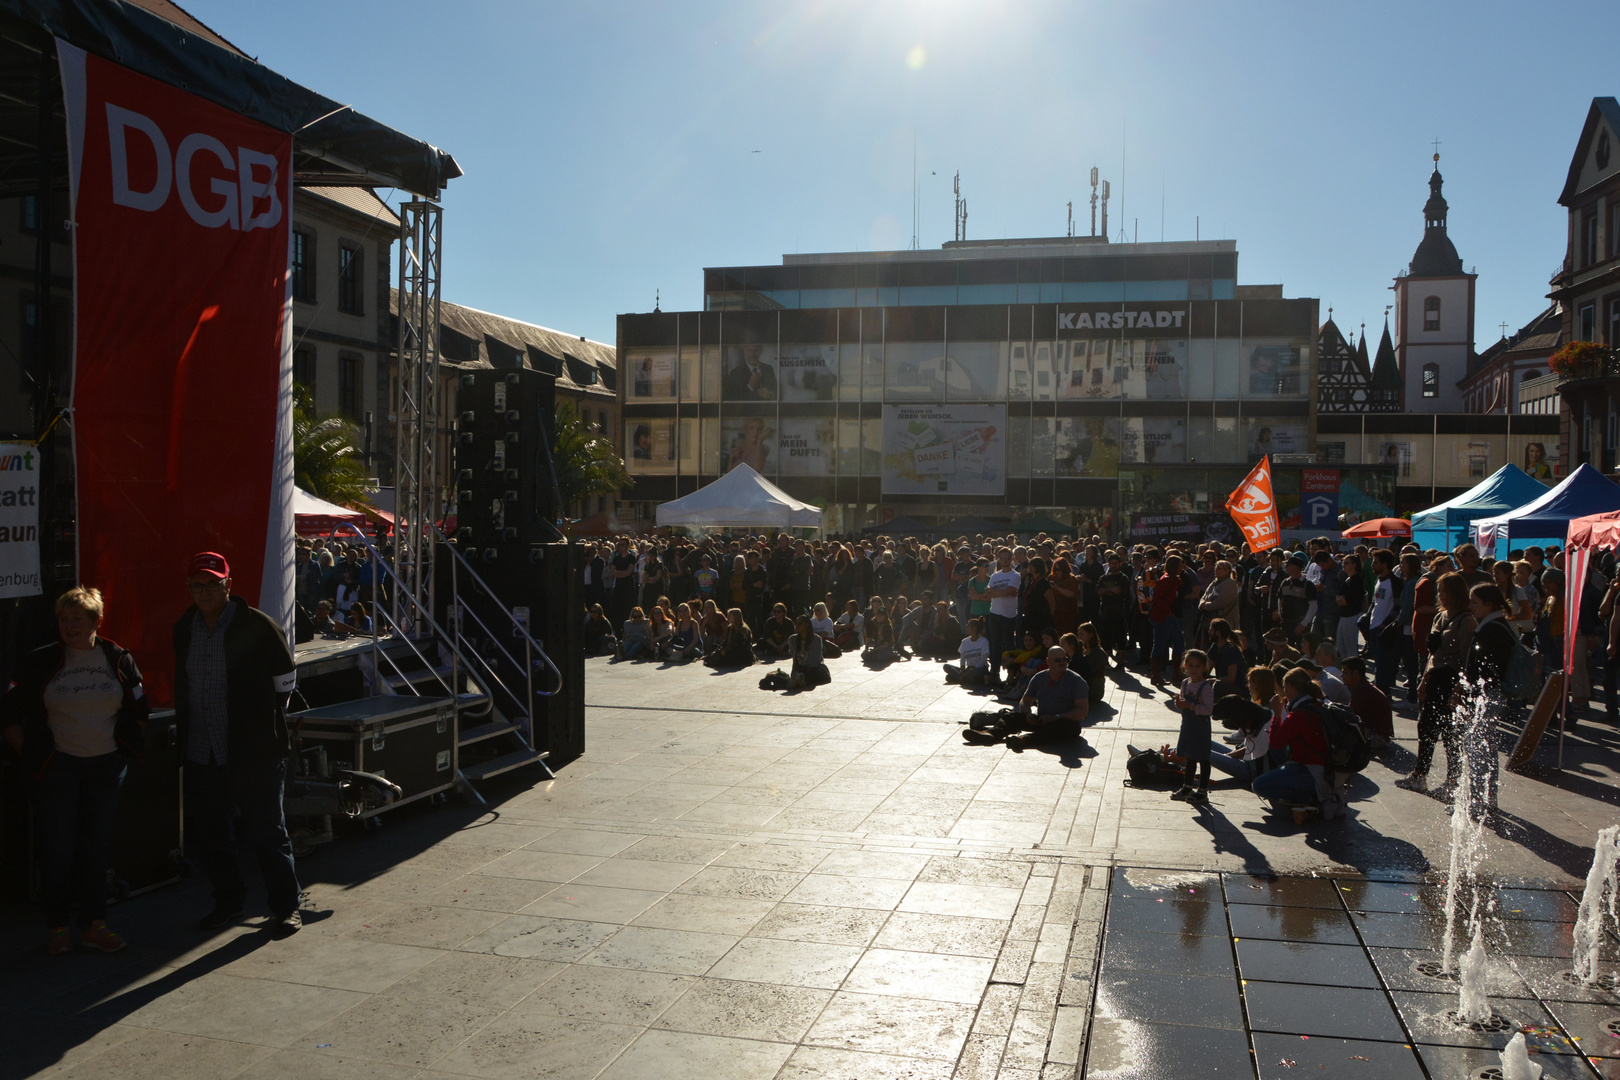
[291,535,388,641]
[583,528,1583,822]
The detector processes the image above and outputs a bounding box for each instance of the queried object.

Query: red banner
[1227,455,1280,552]
[60,42,294,705]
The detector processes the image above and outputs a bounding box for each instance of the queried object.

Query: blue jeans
[33,751,126,928]
[186,759,301,917]
[988,614,1017,679]
[1150,616,1184,660]
[1208,744,1258,784]
[1252,761,1318,805]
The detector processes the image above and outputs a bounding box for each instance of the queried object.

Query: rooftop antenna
[654,289,661,313]
[1118,125,1126,243]
[1066,201,1073,238]
[1160,173,1165,242]
[953,171,967,243]
[1133,218,1138,244]
[1100,179,1110,243]
[1089,167,1099,236]
[910,130,919,250]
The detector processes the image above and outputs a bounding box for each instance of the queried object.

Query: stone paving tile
[578,926,740,976]
[434,1012,642,1079]
[750,903,892,946]
[653,976,833,1042]
[511,963,692,1025]
[597,1029,796,1080]
[707,936,865,989]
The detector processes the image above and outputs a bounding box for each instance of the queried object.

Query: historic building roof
[1408,159,1465,278]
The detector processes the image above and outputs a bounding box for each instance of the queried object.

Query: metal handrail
[429,523,565,696]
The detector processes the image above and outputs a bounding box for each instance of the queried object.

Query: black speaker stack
[443,368,586,764]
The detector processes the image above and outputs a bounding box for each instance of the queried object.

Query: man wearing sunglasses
[174,552,301,936]
[966,645,1089,751]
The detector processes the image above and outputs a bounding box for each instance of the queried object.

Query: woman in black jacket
[0,587,147,954]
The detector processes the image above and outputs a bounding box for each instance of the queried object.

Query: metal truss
[394,200,442,638]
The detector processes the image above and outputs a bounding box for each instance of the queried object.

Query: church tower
[1393,154,1476,412]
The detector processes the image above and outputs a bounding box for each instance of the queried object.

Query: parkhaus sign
[1056,305,1187,333]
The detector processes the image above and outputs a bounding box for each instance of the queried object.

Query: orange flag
[1227,456,1280,552]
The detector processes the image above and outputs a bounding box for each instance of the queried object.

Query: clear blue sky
[190,0,1603,349]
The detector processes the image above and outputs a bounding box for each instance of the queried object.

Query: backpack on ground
[968,707,1017,733]
[1503,640,1540,702]
[1126,747,1180,787]
[1309,700,1372,775]
[758,669,790,690]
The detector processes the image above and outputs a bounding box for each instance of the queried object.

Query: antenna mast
[1100,179,1110,243]
[953,171,967,243]
[1089,167,1099,236]
[1066,201,1073,238]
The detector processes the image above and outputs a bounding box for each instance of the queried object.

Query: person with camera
[175,552,302,936]
[1251,667,1330,815]
[1,587,148,954]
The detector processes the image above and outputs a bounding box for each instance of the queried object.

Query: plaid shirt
[184,602,235,765]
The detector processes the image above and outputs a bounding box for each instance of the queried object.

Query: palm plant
[293,385,372,508]
[551,399,631,515]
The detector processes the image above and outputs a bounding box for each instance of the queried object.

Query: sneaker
[198,902,246,932]
[1003,735,1026,752]
[1394,773,1429,792]
[1186,789,1209,805]
[271,910,302,938]
[1169,787,1192,801]
[80,920,126,953]
[1221,732,1244,745]
[962,727,1003,744]
[46,926,72,955]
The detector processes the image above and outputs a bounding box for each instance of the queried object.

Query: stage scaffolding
[393,200,443,638]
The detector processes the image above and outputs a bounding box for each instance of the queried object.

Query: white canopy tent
[655,465,824,530]
[293,486,369,536]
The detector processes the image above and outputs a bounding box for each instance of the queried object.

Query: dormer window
[1423,296,1441,332]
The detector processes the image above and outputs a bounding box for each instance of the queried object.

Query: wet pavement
[1086,867,1620,1079]
[2,648,1618,1079]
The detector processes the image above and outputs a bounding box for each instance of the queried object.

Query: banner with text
[881,405,1006,496]
[0,443,41,598]
[60,42,294,705]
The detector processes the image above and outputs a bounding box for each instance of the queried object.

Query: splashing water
[1572,824,1620,984]
[1498,1031,1544,1080]
[1455,922,1491,1022]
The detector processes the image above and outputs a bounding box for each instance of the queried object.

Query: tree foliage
[552,399,632,513]
[293,385,372,508]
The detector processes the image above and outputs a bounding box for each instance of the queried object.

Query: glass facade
[620,289,1320,535]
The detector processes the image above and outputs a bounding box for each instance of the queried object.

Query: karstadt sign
[1056,305,1189,333]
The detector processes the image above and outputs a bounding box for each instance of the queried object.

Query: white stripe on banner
[1565,545,1588,679]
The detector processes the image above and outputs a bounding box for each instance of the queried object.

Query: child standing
[1171,649,1216,804]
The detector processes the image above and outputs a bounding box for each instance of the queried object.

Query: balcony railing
[1554,346,1620,386]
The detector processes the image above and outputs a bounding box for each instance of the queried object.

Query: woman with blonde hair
[0,587,149,954]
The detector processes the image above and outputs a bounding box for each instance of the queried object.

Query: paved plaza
[4,650,1619,1079]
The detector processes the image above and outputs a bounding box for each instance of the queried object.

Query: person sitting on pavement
[788,615,830,690]
[1339,657,1392,750]
[1251,667,1331,820]
[833,599,865,651]
[1209,693,1273,787]
[1002,630,1043,685]
[896,596,930,652]
[809,602,842,658]
[1074,623,1109,706]
[756,603,797,660]
[699,599,727,644]
[583,603,617,656]
[1000,646,1089,751]
[919,600,963,659]
[1207,618,1247,698]
[648,605,675,658]
[620,607,653,660]
[863,605,899,664]
[1293,658,1350,706]
[666,602,704,662]
[705,608,755,669]
[1261,627,1302,667]
[945,618,991,685]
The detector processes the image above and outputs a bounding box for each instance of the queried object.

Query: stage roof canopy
[0,0,460,197]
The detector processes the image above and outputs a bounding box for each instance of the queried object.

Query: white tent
[655,464,823,530]
[294,486,368,535]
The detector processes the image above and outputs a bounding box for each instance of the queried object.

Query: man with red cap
[174,551,302,935]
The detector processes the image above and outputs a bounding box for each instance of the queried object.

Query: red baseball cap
[188,552,230,579]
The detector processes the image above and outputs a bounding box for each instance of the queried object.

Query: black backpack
[1126,749,1170,787]
[1305,700,1372,774]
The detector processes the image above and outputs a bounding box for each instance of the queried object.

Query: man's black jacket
[173,596,297,764]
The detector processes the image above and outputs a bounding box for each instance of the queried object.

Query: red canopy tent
[1548,508,1620,768]
[293,487,368,537]
[1341,517,1412,540]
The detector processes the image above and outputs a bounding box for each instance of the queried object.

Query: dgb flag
[1227,456,1279,551]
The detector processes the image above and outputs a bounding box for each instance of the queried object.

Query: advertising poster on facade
[721,417,776,474]
[1247,418,1307,460]
[721,344,779,401]
[627,419,677,474]
[779,344,839,401]
[1377,441,1415,479]
[0,442,41,598]
[778,418,836,476]
[1522,439,1556,481]
[881,405,1006,495]
[1246,342,1303,397]
[628,350,677,399]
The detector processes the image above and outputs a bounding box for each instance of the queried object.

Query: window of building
[1421,363,1439,398]
[1610,297,1620,344]
[291,231,315,302]
[293,347,315,392]
[1521,369,1541,381]
[1423,295,1441,331]
[338,353,359,418]
[20,194,37,232]
[1583,214,1599,267]
[338,244,363,314]
[1613,204,1620,258]
[1581,303,1597,341]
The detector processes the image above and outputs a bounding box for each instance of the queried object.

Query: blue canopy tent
[1471,464,1620,557]
[1409,464,1550,551]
